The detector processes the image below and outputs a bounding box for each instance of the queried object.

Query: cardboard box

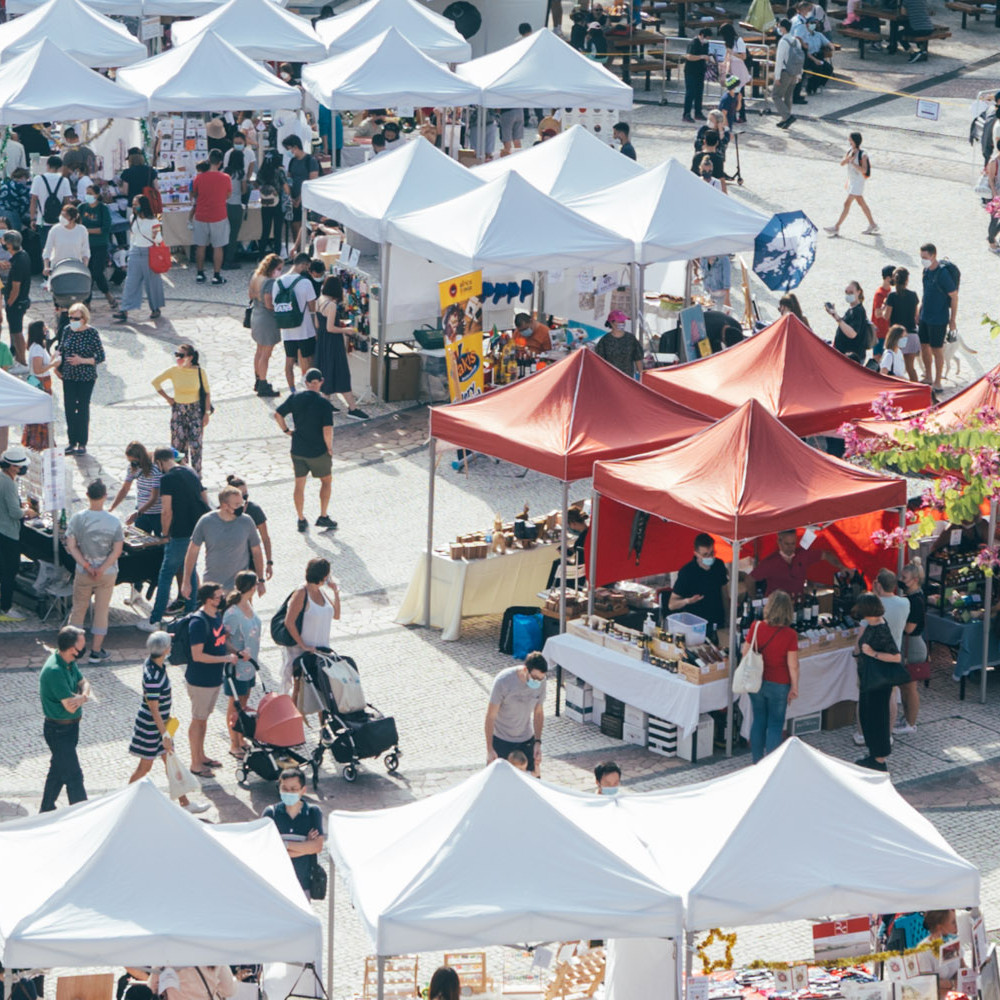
[812,916,876,961]
[678,661,728,685]
[647,736,677,757]
[604,696,625,719]
[678,714,714,762]
[567,618,592,640]
[564,705,589,724]
[788,712,822,736]
[624,704,648,728]
[371,343,421,402]
[622,722,649,746]
[565,681,593,714]
[822,699,857,731]
[648,715,676,739]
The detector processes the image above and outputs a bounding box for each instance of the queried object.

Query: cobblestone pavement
[5,17,1000,995]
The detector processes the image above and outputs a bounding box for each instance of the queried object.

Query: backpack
[270,588,306,646]
[784,35,805,77]
[40,175,63,225]
[982,111,998,162]
[858,149,871,177]
[166,610,207,666]
[273,274,308,329]
[937,259,961,292]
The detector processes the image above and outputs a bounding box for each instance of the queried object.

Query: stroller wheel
[236,766,248,785]
[384,753,399,773]
[342,764,358,782]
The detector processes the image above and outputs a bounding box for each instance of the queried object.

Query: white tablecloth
[738,643,858,738]
[395,545,558,641]
[542,633,729,738]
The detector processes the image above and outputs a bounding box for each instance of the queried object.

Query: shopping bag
[165,750,201,799]
[148,243,172,274]
[732,624,764,695]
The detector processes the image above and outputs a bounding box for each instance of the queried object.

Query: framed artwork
[980,946,1000,1000]
[893,974,939,1000]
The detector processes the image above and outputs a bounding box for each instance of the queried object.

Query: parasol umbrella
[752,209,817,291]
[746,0,776,30]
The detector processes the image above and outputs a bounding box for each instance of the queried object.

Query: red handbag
[148,242,171,274]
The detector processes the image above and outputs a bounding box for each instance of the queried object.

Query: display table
[542,633,728,738]
[160,206,263,248]
[738,642,858,739]
[925,610,1000,682]
[395,545,558,641]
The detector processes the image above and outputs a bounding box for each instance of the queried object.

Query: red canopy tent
[641,314,933,437]
[424,349,716,630]
[589,399,908,753]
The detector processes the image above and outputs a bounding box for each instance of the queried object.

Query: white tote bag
[732,623,765,695]
[165,750,201,799]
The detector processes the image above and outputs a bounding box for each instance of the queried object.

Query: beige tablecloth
[395,545,557,641]
[160,206,263,247]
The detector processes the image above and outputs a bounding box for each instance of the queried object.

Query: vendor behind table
[750,529,847,596]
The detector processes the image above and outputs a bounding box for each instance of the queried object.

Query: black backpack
[938,259,961,292]
[166,610,206,666]
[982,112,998,162]
[40,175,63,225]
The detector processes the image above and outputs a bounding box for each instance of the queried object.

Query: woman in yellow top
[151,343,211,475]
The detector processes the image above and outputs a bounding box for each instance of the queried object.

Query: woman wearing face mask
[21,321,59,452]
[223,570,261,760]
[110,441,162,535]
[113,195,166,324]
[42,204,89,278]
[151,343,211,475]
[825,280,870,364]
[825,131,877,237]
[57,303,104,457]
[78,185,116,308]
[262,767,324,900]
[281,556,340,693]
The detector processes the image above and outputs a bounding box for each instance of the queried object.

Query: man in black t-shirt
[2,231,30,363]
[140,448,209,631]
[275,368,336,534]
[262,767,324,897]
[668,532,730,631]
[682,28,712,122]
[282,135,319,240]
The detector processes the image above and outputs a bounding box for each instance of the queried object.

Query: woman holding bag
[223,570,261,760]
[740,589,799,763]
[151,343,211,475]
[280,556,340,695]
[113,194,166,324]
[127,630,210,813]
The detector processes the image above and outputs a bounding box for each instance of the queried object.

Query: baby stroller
[227,659,326,789]
[293,648,401,782]
[49,258,92,339]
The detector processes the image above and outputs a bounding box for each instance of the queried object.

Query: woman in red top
[741,589,799,763]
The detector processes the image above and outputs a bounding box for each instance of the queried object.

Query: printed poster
[439,270,484,402]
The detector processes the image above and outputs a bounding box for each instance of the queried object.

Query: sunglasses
[174,352,188,359]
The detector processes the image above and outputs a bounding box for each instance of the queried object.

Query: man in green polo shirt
[39,625,91,812]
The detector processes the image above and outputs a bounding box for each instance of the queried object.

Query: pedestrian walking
[42,205,89,280]
[225,474,274,578]
[78,184,116,308]
[256,151,289,258]
[682,27,711,122]
[274,368,336,533]
[879,267,921,381]
[128,630,210,813]
[719,23,750,122]
[192,149,231,286]
[274,253,318,393]
[262,767,325,899]
[151,343,212,476]
[917,242,958,393]
[315,275,369,419]
[109,441,162,535]
[0,446,31,623]
[2,229,30,365]
[39,625,91,812]
[64,479,124,663]
[112,194,165,323]
[138,448,208,632]
[57,303,105,457]
[825,132,877,236]
[280,557,341,696]
[222,570,261,759]
[772,20,804,129]
[484,650,547,773]
[249,254,282,398]
[22,321,59,452]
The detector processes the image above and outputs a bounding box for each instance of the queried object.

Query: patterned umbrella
[753,210,817,291]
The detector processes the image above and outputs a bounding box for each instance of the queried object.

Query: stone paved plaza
[5,20,1000,994]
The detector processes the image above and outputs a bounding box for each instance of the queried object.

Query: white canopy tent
[301,28,480,111]
[386,170,635,273]
[9,0,237,14]
[0,39,146,122]
[0,368,53,426]
[117,31,300,112]
[301,136,482,243]
[0,779,323,967]
[456,28,633,108]
[0,0,145,66]
[171,0,326,62]
[317,0,471,62]
[472,124,643,200]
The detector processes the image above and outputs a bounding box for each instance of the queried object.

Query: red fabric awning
[591,399,907,542]
[641,314,932,437]
[428,349,714,482]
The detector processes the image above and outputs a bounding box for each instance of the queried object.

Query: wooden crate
[443,952,490,995]
[545,947,605,1000]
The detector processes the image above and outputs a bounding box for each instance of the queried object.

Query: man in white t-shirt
[274,253,317,394]
[28,156,73,235]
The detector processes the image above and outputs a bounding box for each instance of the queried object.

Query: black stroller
[49,258,92,340]
[292,648,401,782]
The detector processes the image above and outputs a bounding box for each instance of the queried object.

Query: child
[507,749,529,770]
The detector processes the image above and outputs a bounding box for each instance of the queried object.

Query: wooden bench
[837,24,883,57]
[906,24,953,52]
[944,1,981,27]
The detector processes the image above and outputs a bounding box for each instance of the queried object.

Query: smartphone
[824,302,834,311]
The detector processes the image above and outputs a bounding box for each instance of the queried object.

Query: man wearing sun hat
[594,310,643,377]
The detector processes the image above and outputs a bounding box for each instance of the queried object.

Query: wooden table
[945,0,1000,30]
[612,28,668,86]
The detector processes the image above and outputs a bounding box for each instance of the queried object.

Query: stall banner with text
[439,271,484,401]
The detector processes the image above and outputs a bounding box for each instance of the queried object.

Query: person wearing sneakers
[0,446,32,622]
[825,132,878,237]
[64,479,125,663]
[894,560,927,737]
[274,253,318,394]
[191,149,232,286]
[917,243,958,396]
[274,368,336,533]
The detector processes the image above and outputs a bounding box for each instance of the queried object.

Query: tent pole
[424,438,436,627]
[982,499,997,703]
[684,930,694,980]
[530,271,537,317]
[683,259,693,307]
[326,861,335,1000]
[377,957,385,1000]
[675,937,684,1000]
[48,437,59,569]
[478,105,485,163]
[639,263,647,352]
[724,539,740,757]
[630,261,640,348]
[588,491,600,620]
[378,243,392,403]
[559,480,569,633]
[896,506,905,578]
[538,271,546,317]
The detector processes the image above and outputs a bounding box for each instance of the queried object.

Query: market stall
[0,0,145,66]
[170,0,327,61]
[316,0,472,62]
[643,313,933,436]
[590,400,908,754]
[403,349,714,638]
[10,0,228,13]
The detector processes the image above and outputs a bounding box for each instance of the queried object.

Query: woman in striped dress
[128,631,209,813]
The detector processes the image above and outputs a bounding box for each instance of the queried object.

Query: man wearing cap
[595,310,643,377]
[718,76,742,131]
[0,446,33,622]
[275,368,336,534]
[514,312,552,354]
[797,17,833,100]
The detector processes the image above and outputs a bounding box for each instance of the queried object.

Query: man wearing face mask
[485,650,547,773]
[917,243,958,395]
[595,760,622,795]
[0,446,34,622]
[181,485,264,597]
[262,767,324,899]
[668,533,729,633]
[78,185,116,307]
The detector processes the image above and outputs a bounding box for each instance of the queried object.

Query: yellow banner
[439,270,483,312]
[439,271,484,402]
